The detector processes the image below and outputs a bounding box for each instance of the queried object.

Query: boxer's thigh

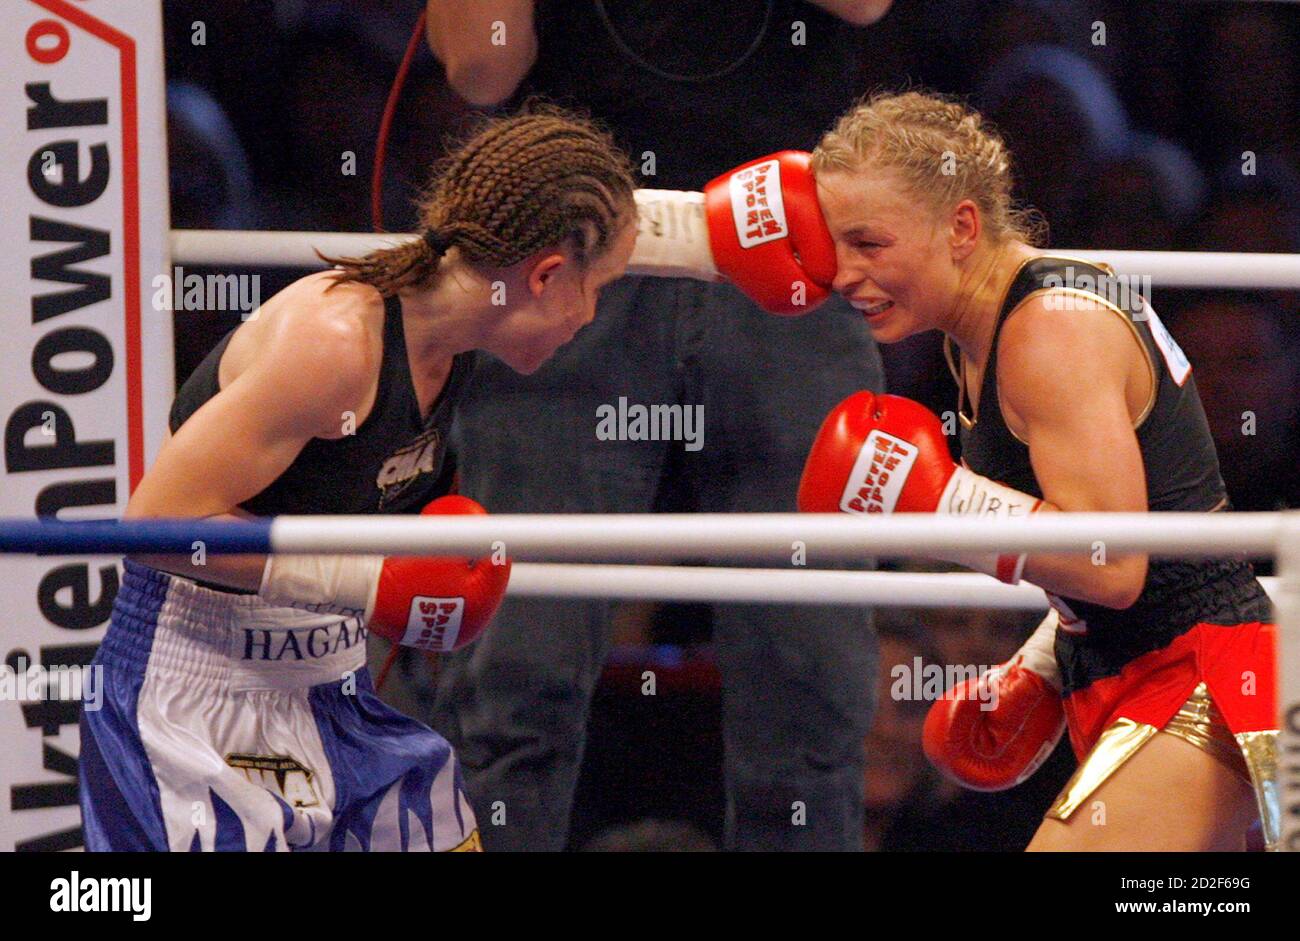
[311,676,479,852]
[1027,731,1258,851]
[126,679,330,852]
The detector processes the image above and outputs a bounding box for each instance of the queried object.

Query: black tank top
[956,256,1271,695]
[170,292,475,517]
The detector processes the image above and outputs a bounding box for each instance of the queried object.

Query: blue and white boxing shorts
[80,560,480,852]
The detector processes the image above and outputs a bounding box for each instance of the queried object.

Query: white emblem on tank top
[1136,299,1191,387]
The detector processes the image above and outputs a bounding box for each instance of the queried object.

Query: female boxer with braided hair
[799,91,1276,851]
[80,108,637,852]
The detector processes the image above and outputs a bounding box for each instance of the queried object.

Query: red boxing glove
[259,495,511,652]
[704,151,837,316]
[797,391,1041,583]
[922,611,1065,791]
[368,495,511,651]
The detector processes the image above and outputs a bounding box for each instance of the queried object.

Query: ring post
[1278,512,1300,851]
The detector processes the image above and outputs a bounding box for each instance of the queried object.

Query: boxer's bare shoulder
[184,272,385,442]
[219,271,385,397]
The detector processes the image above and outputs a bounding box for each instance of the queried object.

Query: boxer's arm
[632,156,838,313]
[630,189,720,281]
[426,0,537,107]
[125,291,379,590]
[998,295,1150,609]
[806,0,893,25]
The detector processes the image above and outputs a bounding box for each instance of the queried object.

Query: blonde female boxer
[797,91,1277,851]
[79,109,639,852]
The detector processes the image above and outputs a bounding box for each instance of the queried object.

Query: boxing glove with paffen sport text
[797,391,1042,583]
[922,610,1065,791]
[704,151,837,316]
[259,494,511,651]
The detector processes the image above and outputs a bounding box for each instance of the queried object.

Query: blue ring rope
[0,519,274,555]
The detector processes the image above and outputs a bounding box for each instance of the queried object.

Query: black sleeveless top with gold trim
[170,292,475,517]
[953,256,1270,696]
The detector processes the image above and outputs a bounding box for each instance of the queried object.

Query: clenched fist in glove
[703,151,838,315]
[797,391,1042,583]
[922,610,1066,791]
[259,494,511,651]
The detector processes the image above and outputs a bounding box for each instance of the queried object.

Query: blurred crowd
[163,0,1298,849]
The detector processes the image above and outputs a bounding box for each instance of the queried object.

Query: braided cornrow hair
[812,89,1047,247]
[322,103,637,296]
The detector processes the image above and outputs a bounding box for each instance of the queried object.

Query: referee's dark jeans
[403,276,882,850]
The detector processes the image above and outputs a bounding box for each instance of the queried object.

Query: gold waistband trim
[1046,683,1279,849]
[1047,718,1154,821]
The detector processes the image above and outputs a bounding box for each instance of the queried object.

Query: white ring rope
[169,228,1300,290]
[267,511,1289,560]
[507,564,1281,608]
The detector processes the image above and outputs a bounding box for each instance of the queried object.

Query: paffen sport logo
[402,596,465,651]
[728,159,789,248]
[839,430,918,514]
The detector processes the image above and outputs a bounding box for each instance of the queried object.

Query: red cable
[372,9,428,232]
[372,11,446,697]
[375,639,403,692]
